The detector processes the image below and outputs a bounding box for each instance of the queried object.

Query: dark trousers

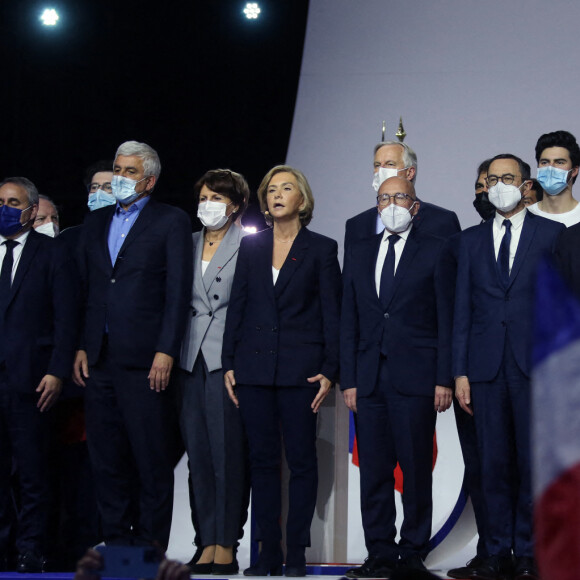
[356,358,436,562]
[471,340,533,559]
[85,348,175,549]
[453,401,488,558]
[0,387,49,555]
[237,385,318,549]
[178,357,249,546]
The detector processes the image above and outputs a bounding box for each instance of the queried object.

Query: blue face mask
[0,204,31,237]
[111,175,148,205]
[537,165,571,196]
[87,189,116,211]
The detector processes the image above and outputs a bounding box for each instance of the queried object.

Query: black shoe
[187,546,204,567]
[244,548,284,577]
[470,555,513,580]
[17,551,44,573]
[398,553,427,572]
[285,545,306,577]
[513,557,539,580]
[189,561,214,574]
[448,555,486,579]
[345,556,395,579]
[213,559,240,575]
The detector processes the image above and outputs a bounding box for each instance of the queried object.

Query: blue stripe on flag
[533,257,580,367]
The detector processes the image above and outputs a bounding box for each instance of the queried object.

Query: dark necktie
[0,240,18,363]
[379,234,400,306]
[498,219,512,287]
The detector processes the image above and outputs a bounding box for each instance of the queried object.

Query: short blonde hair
[257,165,314,226]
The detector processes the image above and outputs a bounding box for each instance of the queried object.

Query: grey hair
[115,141,162,180]
[39,194,59,217]
[373,140,418,182]
[0,177,40,206]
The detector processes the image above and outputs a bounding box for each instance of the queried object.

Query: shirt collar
[381,223,412,243]
[494,206,527,230]
[115,195,150,215]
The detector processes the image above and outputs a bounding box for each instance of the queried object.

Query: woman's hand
[224,370,239,407]
[308,374,332,413]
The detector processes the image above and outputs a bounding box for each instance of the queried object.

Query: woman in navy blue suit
[222,166,341,577]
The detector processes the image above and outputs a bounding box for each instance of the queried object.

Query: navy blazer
[1,230,79,392]
[78,198,193,368]
[453,212,565,382]
[221,227,342,387]
[340,227,455,398]
[344,201,461,250]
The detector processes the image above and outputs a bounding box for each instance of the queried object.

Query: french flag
[533,258,580,580]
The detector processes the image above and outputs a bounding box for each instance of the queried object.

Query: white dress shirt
[375,225,412,296]
[0,230,31,283]
[492,207,527,273]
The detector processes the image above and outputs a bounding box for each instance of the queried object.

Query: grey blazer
[179,224,247,373]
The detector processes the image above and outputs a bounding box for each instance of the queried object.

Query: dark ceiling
[0,0,310,229]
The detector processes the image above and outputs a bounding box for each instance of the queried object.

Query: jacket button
[111,278,116,284]
[270,350,276,355]
[216,277,221,282]
[272,326,278,332]
[255,350,260,354]
[256,326,261,331]
[208,311,213,317]
[213,294,219,300]
[384,312,389,319]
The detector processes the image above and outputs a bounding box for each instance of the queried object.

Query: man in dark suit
[344,140,461,249]
[453,154,564,580]
[341,177,455,577]
[73,141,193,549]
[0,177,78,572]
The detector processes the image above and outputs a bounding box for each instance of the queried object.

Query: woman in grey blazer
[178,169,250,575]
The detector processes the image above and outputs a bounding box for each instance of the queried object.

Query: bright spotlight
[243,2,261,19]
[40,8,59,26]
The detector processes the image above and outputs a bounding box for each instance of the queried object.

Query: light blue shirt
[107,196,150,265]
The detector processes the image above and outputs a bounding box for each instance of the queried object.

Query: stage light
[243,2,261,20]
[40,8,59,26]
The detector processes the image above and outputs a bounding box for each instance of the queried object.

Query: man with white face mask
[344,141,460,250]
[33,195,60,238]
[528,130,580,226]
[72,140,193,550]
[341,177,455,576]
[453,154,565,580]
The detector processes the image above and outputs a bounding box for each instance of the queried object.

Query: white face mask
[487,181,524,212]
[197,200,231,230]
[35,222,59,238]
[111,175,148,205]
[372,167,408,192]
[380,202,416,233]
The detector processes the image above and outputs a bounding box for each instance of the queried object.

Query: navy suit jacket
[222,227,342,387]
[340,227,455,397]
[344,201,461,250]
[78,198,193,368]
[453,212,565,382]
[1,230,79,392]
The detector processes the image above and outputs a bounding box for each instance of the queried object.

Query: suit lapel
[507,212,535,289]
[274,227,309,299]
[113,199,156,267]
[203,225,243,292]
[192,232,211,310]
[95,206,115,270]
[9,230,42,303]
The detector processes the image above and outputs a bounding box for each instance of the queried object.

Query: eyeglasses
[88,182,113,193]
[486,174,519,187]
[376,192,414,205]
